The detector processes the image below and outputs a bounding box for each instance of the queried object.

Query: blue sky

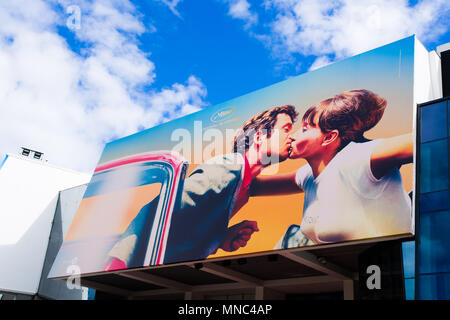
[137,0,281,105]
[0,0,449,173]
[137,0,450,104]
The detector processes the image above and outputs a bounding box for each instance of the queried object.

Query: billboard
[49,36,417,278]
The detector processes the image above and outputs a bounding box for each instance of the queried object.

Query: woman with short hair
[251,89,413,247]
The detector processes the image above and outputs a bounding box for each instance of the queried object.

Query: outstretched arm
[219,220,259,252]
[249,171,303,196]
[370,133,413,180]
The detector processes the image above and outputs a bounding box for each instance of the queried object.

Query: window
[402,241,415,278]
[417,273,450,300]
[419,210,450,274]
[402,240,415,300]
[420,190,450,213]
[421,102,447,143]
[420,139,449,193]
[404,278,415,300]
[448,102,450,137]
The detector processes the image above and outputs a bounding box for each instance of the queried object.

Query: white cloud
[160,0,184,18]
[224,0,258,28]
[0,0,207,173]
[308,55,332,71]
[236,0,450,68]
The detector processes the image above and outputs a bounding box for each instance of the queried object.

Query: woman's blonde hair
[303,89,387,149]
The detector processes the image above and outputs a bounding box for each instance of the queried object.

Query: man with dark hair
[233,105,299,156]
[104,105,298,269]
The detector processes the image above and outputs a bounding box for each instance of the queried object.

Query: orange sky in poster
[209,159,413,259]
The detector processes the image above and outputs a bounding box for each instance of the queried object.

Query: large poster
[49,36,416,278]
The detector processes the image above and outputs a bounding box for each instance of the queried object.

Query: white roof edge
[61,182,90,192]
[5,153,92,178]
[436,42,450,57]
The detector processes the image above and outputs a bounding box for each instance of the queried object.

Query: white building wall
[0,154,90,295]
[414,37,443,104]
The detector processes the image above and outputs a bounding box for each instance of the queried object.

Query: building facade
[406,96,450,300]
[1,39,449,300]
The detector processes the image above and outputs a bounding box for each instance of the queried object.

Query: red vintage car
[48,151,188,278]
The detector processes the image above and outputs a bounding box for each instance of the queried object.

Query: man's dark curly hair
[233,105,298,154]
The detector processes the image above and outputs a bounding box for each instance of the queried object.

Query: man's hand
[219,220,259,252]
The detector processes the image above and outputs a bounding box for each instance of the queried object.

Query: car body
[48,151,188,278]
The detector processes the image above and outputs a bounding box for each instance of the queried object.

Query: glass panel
[421,102,447,143]
[420,190,450,212]
[402,241,415,279]
[85,162,171,197]
[87,289,96,300]
[448,101,450,137]
[417,273,450,300]
[420,139,449,193]
[419,210,450,274]
[405,278,415,300]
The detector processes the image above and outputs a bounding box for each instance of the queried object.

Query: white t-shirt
[295,139,412,244]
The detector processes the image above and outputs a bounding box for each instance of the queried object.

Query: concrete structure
[0,154,90,299]
[1,39,449,300]
[37,184,90,300]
